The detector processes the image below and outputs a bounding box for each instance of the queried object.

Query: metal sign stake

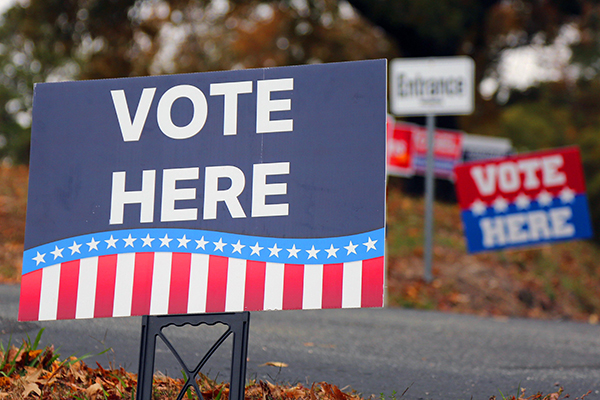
[390,57,475,283]
[136,312,250,400]
[424,114,435,283]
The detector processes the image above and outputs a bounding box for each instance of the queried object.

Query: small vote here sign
[454,147,593,253]
[19,60,387,321]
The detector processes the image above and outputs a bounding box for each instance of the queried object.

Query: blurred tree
[344,0,494,57]
[346,0,587,129]
[0,0,137,162]
[2,0,600,239]
[0,0,397,163]
[130,0,396,73]
[346,0,600,239]
[478,2,600,239]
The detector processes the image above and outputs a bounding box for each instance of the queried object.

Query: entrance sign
[389,56,475,116]
[19,60,387,321]
[455,147,593,253]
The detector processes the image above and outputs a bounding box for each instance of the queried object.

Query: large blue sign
[23,60,387,275]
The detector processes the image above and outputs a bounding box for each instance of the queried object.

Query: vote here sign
[455,147,593,253]
[19,60,387,321]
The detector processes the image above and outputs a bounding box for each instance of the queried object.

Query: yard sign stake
[390,56,474,282]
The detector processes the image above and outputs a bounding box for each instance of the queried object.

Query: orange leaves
[0,164,27,283]
[0,358,138,400]
[316,382,355,400]
[243,380,362,400]
[14,349,42,369]
[0,357,577,400]
[0,328,579,400]
[0,333,138,400]
[0,376,11,389]
[488,387,593,400]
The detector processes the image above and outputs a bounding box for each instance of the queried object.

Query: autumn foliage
[0,335,372,400]
[0,328,587,400]
[0,349,582,400]
[0,164,26,283]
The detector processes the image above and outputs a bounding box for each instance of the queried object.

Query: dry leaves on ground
[0,349,584,400]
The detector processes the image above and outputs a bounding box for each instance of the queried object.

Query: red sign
[413,127,462,159]
[454,147,593,253]
[386,118,414,176]
[411,123,463,180]
[386,120,463,179]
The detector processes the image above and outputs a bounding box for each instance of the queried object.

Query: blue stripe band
[23,228,385,274]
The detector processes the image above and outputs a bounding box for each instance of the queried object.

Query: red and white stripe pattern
[19,252,385,321]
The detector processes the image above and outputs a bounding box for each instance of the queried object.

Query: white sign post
[390,57,475,282]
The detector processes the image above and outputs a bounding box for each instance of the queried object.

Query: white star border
[23,228,385,274]
[466,186,582,216]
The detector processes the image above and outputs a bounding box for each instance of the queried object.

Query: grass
[386,177,600,322]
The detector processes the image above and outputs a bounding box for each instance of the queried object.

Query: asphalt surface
[1,283,599,399]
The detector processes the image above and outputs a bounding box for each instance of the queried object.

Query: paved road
[1,283,599,399]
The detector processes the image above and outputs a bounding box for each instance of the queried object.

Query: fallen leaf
[21,382,41,398]
[17,349,43,368]
[332,383,350,400]
[7,347,18,363]
[309,383,318,400]
[259,362,288,368]
[70,361,88,383]
[23,366,43,383]
[86,382,103,397]
[0,376,11,389]
[39,346,56,368]
[282,385,306,398]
